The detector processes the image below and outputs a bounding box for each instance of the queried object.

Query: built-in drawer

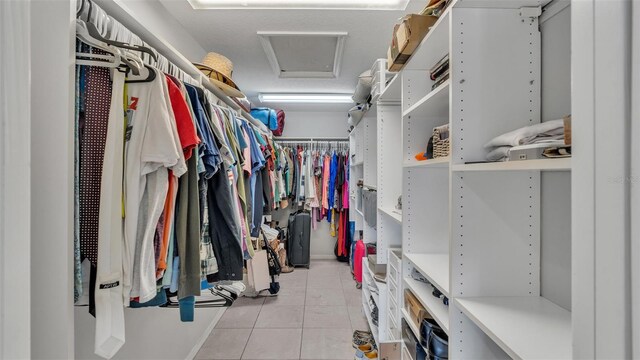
[388,248,401,271]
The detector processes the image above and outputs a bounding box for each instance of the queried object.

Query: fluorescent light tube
[259,93,353,103]
[188,0,409,10]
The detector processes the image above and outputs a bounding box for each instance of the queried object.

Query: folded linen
[484,119,564,148]
[486,146,511,162]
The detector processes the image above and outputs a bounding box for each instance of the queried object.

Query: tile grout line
[299,269,308,360]
[239,297,264,360]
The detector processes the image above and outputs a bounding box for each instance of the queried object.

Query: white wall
[279,111,349,139]
[116,0,207,61]
[274,110,348,257]
[30,1,76,358]
[1,1,32,358]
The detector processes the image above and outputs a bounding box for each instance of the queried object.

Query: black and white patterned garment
[79,50,112,266]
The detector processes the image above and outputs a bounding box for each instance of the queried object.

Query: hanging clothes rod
[275,137,348,142]
[84,0,270,135]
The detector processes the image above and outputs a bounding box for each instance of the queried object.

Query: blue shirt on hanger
[185,84,220,178]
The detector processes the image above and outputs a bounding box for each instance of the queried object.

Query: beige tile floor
[195,260,368,360]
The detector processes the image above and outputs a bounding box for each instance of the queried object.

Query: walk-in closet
[0,0,638,359]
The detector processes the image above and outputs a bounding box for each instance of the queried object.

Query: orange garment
[156,173,178,279]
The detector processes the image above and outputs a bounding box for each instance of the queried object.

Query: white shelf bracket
[519,6,542,23]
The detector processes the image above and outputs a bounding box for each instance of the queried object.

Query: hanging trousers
[250,170,264,238]
[207,167,244,281]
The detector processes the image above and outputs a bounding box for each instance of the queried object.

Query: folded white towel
[486,146,511,161]
[485,119,564,148]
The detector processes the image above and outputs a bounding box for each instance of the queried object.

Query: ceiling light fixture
[259,93,353,103]
[188,0,409,10]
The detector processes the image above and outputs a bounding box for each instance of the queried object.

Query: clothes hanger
[82,0,158,62]
[125,64,157,83]
[105,19,144,75]
[76,18,143,74]
[76,21,121,68]
[163,286,235,308]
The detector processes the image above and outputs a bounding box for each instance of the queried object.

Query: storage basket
[432,124,450,158]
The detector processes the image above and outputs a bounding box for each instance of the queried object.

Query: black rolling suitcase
[287,211,311,268]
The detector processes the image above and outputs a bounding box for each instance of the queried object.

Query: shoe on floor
[364,350,378,359]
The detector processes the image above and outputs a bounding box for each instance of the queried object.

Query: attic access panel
[258,31,347,79]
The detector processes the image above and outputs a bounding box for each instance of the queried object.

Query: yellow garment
[330,209,336,237]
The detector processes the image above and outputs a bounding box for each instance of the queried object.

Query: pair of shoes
[352,330,373,348]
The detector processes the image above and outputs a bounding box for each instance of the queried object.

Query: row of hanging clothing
[274,141,353,260]
[73,2,277,358]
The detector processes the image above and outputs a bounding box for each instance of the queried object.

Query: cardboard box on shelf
[387,14,438,72]
[404,289,430,330]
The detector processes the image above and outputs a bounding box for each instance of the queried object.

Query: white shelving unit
[349,2,583,358]
[351,58,404,348]
[375,103,403,266]
[348,1,638,358]
[362,257,387,345]
[349,119,365,232]
[386,249,403,341]
[392,1,574,359]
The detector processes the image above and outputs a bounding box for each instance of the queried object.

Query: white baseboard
[185,308,226,360]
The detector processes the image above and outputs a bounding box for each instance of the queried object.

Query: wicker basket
[432,124,450,158]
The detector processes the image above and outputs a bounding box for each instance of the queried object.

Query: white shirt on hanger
[123,67,183,304]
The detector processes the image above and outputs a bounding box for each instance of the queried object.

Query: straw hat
[194,52,244,98]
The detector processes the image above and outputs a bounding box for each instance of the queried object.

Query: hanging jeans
[207,167,244,281]
[251,170,265,238]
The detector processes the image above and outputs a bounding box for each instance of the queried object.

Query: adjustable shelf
[452,158,571,172]
[402,80,450,118]
[403,157,450,168]
[379,73,401,102]
[404,10,450,71]
[455,296,571,360]
[404,253,450,297]
[379,206,402,224]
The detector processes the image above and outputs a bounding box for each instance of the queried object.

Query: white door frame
[0,1,32,358]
